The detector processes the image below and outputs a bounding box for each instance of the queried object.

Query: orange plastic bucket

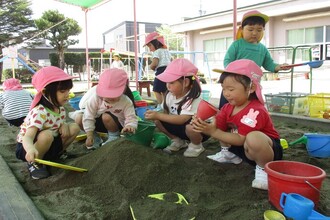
[265,160,326,211]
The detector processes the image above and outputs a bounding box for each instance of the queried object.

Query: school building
[169,0,330,77]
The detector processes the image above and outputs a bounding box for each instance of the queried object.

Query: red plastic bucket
[196,99,218,120]
[265,160,326,211]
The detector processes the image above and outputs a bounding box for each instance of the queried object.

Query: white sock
[256,165,264,171]
[108,131,119,137]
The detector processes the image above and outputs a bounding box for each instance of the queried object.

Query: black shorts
[94,112,123,133]
[229,138,283,166]
[6,117,26,127]
[160,119,209,142]
[153,66,167,93]
[16,135,63,162]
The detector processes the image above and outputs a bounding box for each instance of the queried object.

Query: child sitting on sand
[191,59,283,190]
[70,68,138,149]
[16,66,80,179]
[144,58,209,157]
[0,78,33,127]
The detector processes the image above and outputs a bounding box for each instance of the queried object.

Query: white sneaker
[165,138,187,152]
[184,143,205,157]
[207,148,242,164]
[252,166,268,190]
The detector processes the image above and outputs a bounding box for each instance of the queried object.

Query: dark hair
[124,85,136,108]
[219,72,258,101]
[242,16,266,27]
[149,39,164,50]
[163,76,201,114]
[39,79,73,110]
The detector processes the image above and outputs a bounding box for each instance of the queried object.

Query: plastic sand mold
[130,192,195,220]
[35,159,87,172]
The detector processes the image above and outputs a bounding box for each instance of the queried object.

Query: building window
[287,27,324,60]
[204,37,233,65]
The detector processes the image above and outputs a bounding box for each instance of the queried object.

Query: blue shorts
[153,66,167,93]
[229,138,283,166]
[16,135,63,162]
[160,119,209,142]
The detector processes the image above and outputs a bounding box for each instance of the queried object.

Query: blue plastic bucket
[201,90,211,101]
[69,96,82,110]
[136,106,155,120]
[305,133,330,158]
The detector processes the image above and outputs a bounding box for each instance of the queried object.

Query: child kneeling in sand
[144,58,209,157]
[0,78,33,127]
[16,67,80,179]
[70,68,138,149]
[191,59,283,190]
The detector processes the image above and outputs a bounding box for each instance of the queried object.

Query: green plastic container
[125,121,156,146]
[153,132,171,149]
[132,91,142,101]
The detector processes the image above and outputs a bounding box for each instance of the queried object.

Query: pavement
[0,156,44,219]
[0,61,329,219]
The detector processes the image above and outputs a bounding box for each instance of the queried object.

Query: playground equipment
[138,50,213,82]
[0,46,40,77]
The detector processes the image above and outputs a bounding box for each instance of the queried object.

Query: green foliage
[156,24,184,58]
[0,0,35,46]
[34,10,82,69]
[0,0,36,82]
[50,52,112,72]
[3,68,33,83]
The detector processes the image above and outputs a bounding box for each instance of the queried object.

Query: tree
[34,10,82,69]
[0,0,36,82]
[156,24,184,58]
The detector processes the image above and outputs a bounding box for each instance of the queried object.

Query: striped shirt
[0,90,33,120]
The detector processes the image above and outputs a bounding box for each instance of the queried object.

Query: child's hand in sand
[25,148,39,162]
[85,132,94,148]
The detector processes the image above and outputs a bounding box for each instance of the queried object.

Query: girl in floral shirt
[16,66,80,180]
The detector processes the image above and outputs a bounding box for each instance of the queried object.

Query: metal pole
[133,0,139,89]
[233,0,237,40]
[84,8,91,88]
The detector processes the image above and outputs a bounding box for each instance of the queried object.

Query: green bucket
[125,121,156,146]
[132,91,143,101]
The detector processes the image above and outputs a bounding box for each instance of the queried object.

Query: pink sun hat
[30,66,76,110]
[143,32,167,48]
[156,58,199,83]
[213,59,264,104]
[96,68,128,98]
[3,78,23,91]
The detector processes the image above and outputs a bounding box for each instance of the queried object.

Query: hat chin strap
[42,94,57,108]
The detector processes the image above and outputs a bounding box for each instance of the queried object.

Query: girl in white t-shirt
[144,58,209,157]
[144,32,172,110]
